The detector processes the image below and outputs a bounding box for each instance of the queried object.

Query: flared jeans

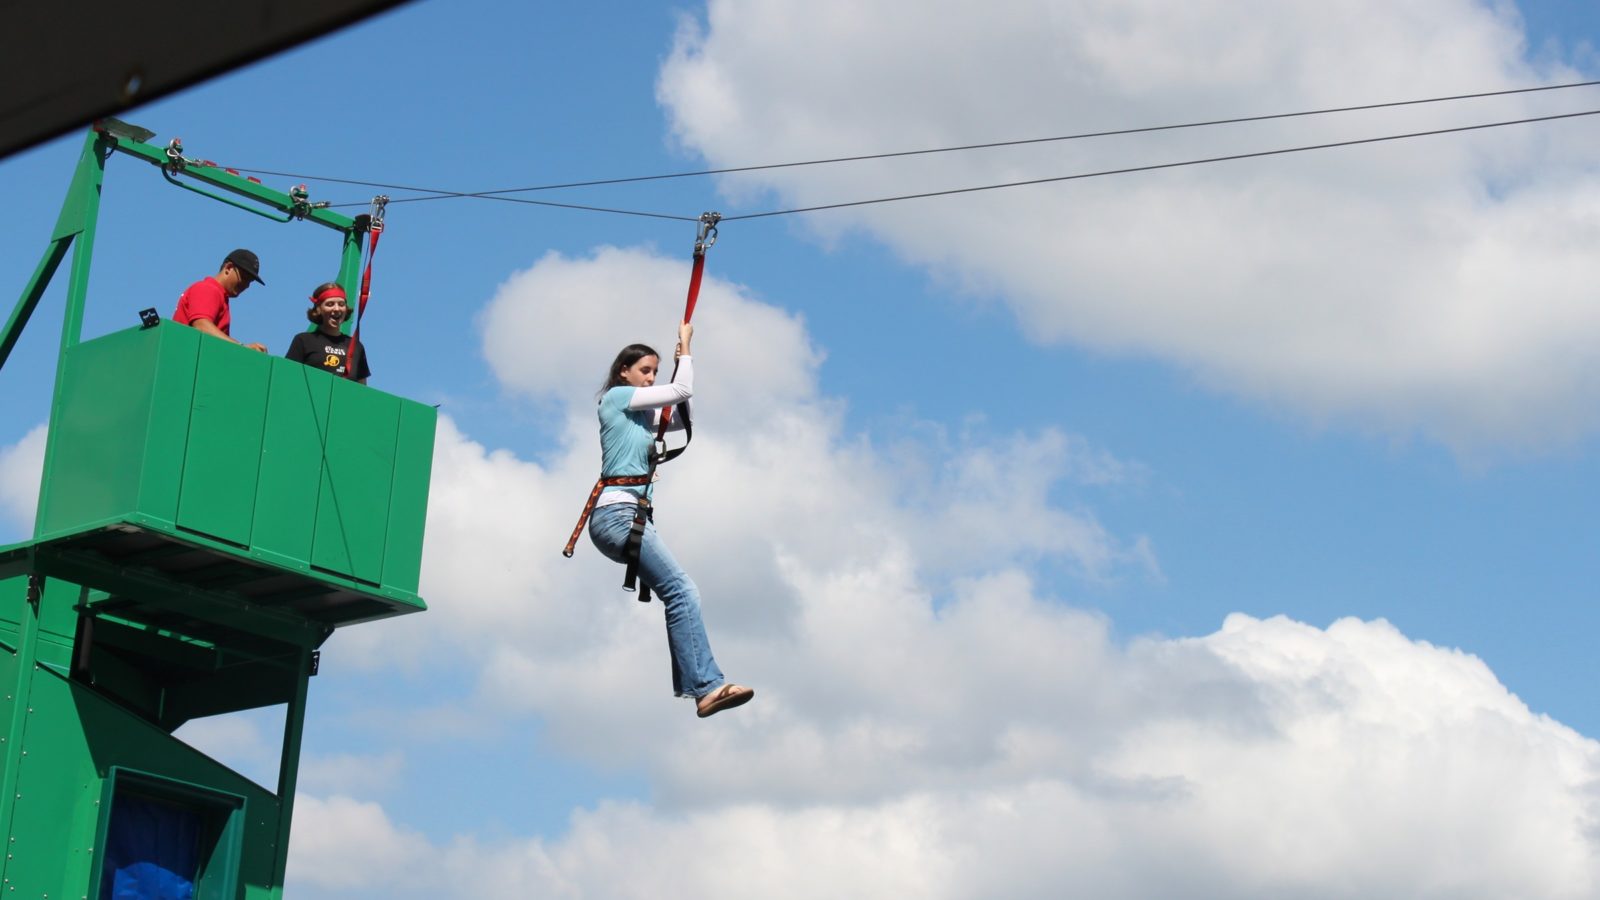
[589,503,725,699]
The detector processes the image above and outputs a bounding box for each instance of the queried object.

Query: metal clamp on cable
[370,194,389,234]
[163,138,187,176]
[288,183,312,220]
[696,211,721,255]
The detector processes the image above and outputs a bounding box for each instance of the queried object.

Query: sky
[4,0,1600,896]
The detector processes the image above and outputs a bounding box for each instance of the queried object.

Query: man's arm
[190,317,266,353]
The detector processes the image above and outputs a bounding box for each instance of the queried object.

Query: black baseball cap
[224,248,265,286]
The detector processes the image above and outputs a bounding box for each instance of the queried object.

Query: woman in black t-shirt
[285,282,371,383]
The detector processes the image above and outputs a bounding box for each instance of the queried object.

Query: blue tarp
[100,793,200,900]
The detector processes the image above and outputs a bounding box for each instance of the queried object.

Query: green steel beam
[102,128,357,233]
[34,546,326,647]
[0,131,104,372]
[32,134,111,537]
[0,237,69,371]
[269,644,313,895]
[57,137,110,354]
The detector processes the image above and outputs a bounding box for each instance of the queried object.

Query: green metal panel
[252,359,334,571]
[34,321,428,617]
[0,574,24,638]
[0,625,16,885]
[6,670,289,897]
[140,322,204,524]
[311,377,399,584]
[33,579,80,673]
[0,573,40,891]
[37,326,162,537]
[5,672,114,897]
[177,338,271,546]
[382,399,437,594]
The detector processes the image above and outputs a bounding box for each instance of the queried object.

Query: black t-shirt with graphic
[285,330,372,381]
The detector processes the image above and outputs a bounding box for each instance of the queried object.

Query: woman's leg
[590,505,725,698]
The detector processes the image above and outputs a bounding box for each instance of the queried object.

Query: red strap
[358,226,381,320]
[345,226,381,381]
[656,249,707,437]
[682,250,706,324]
[563,475,653,557]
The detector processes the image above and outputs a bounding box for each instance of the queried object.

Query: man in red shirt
[172,249,269,352]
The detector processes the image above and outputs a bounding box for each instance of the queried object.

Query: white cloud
[288,795,433,892]
[172,708,285,789]
[0,423,45,537]
[287,613,1600,899]
[297,750,407,798]
[287,242,1600,898]
[656,0,1600,449]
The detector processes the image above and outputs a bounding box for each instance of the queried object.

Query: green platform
[0,124,435,898]
[32,318,434,626]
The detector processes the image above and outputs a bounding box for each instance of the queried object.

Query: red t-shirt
[172,276,231,335]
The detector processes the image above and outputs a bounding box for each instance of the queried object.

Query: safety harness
[562,213,720,602]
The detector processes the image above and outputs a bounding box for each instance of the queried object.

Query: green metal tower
[0,122,435,897]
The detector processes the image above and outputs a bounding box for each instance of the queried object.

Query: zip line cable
[722,107,1600,220]
[222,78,1600,209]
[215,105,1600,224]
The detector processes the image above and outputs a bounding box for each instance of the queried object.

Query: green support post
[269,646,314,896]
[34,133,111,537]
[57,134,110,355]
[0,130,105,372]
[338,225,365,335]
[0,242,70,371]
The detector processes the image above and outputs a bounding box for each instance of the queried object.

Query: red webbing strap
[345,225,381,381]
[563,475,652,557]
[655,248,707,439]
[357,226,380,322]
[682,249,707,323]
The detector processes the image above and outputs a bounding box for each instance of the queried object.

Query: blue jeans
[589,503,725,699]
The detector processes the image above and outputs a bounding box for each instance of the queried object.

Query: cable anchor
[288,183,312,219]
[163,138,187,176]
[695,211,721,255]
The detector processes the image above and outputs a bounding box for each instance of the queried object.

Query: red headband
[311,286,347,305]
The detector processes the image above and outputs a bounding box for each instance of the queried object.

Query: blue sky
[4,1,1600,896]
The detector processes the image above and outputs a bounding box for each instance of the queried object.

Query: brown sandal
[696,683,754,718]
